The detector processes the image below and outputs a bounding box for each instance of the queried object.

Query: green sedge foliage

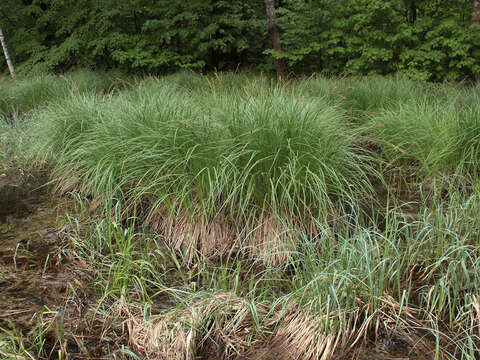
[0,75,65,116]
[0,70,126,117]
[294,74,436,119]
[0,116,29,170]
[0,0,478,80]
[34,76,373,223]
[372,96,480,176]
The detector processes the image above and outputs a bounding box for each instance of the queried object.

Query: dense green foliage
[0,0,479,80]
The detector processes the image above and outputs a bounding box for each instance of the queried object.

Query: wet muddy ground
[0,171,72,334]
[0,171,422,359]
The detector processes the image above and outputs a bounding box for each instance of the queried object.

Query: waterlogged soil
[0,170,423,360]
[0,171,72,333]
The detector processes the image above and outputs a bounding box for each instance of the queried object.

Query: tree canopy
[0,0,479,80]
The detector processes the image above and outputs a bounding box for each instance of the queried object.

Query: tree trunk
[0,28,15,80]
[410,0,417,24]
[473,1,480,81]
[473,0,480,24]
[264,0,286,79]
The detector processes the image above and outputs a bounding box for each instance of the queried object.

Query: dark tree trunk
[410,0,417,24]
[264,0,286,78]
[473,0,480,23]
[239,0,247,67]
[473,1,480,81]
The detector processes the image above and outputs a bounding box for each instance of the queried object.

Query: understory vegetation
[1,71,480,359]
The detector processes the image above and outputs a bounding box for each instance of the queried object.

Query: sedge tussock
[29,76,375,261]
[372,100,480,177]
[0,70,126,118]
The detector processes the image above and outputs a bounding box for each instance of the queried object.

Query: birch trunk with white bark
[0,28,15,80]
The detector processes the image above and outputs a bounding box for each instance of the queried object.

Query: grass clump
[338,75,431,113]
[0,114,35,172]
[372,100,480,177]
[0,70,127,119]
[33,78,375,262]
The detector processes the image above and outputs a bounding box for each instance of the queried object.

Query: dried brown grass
[471,295,480,340]
[266,309,351,360]
[150,209,240,262]
[35,285,456,360]
[263,296,451,360]
[374,295,447,358]
[149,208,323,265]
[122,292,269,360]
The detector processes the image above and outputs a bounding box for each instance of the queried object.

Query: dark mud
[0,171,72,332]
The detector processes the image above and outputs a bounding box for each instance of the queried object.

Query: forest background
[0,0,480,82]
